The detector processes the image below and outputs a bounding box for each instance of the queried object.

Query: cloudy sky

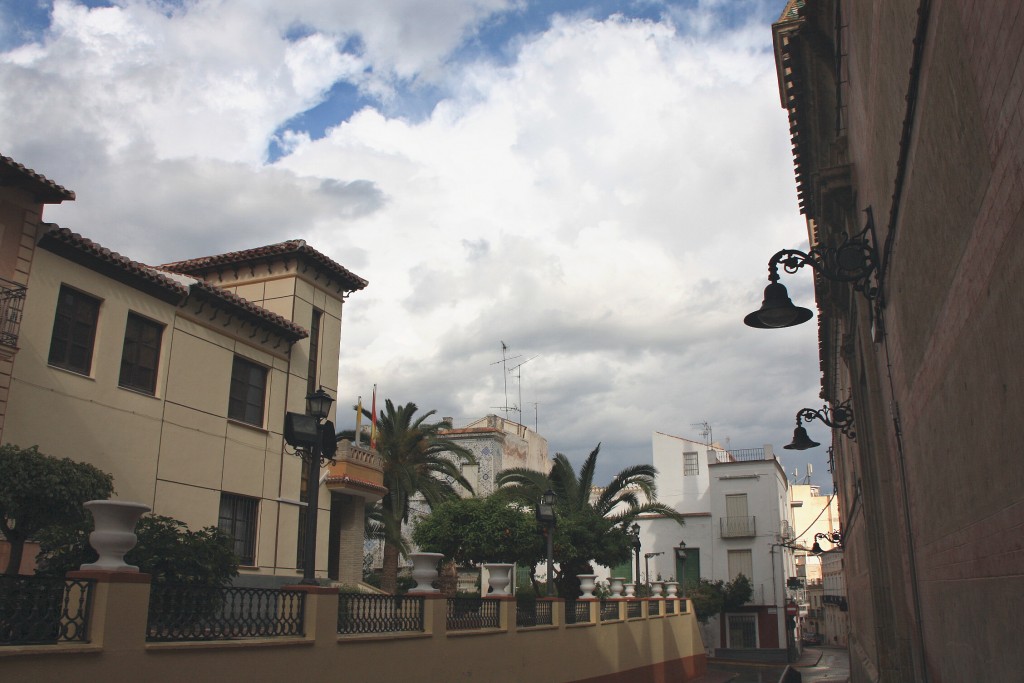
[0,0,835,488]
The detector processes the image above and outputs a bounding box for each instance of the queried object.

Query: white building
[633,432,797,660]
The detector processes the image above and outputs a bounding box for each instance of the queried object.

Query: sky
[0,0,836,489]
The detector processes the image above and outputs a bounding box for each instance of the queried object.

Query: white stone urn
[484,563,514,595]
[624,582,636,597]
[577,574,598,598]
[80,500,151,572]
[651,580,664,597]
[665,581,679,598]
[408,552,444,593]
[609,576,626,597]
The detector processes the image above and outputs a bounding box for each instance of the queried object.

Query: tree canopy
[496,443,683,598]
[0,444,114,575]
[688,574,753,623]
[411,495,544,568]
[341,400,476,593]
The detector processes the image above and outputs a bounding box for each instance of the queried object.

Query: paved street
[796,647,850,682]
[696,647,850,683]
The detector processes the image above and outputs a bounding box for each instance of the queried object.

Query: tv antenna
[489,341,521,419]
[691,421,713,446]
[508,355,539,424]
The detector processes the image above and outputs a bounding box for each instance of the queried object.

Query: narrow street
[698,647,850,683]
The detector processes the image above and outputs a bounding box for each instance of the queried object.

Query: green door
[676,548,700,587]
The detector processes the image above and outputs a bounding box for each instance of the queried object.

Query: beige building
[788,483,841,586]
[770,1,1024,679]
[0,154,382,585]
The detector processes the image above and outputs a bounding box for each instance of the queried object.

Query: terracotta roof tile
[39,226,189,302]
[161,239,368,292]
[38,226,308,342]
[1,154,75,203]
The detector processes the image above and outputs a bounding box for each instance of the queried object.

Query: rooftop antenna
[508,355,539,425]
[489,341,521,420]
[532,402,540,432]
[691,421,713,447]
[804,463,814,485]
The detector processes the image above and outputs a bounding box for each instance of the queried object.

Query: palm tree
[496,443,682,597]
[348,400,475,593]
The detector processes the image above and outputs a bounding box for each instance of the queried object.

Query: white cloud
[0,1,830,485]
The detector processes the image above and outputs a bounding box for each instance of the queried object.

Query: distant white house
[630,432,798,660]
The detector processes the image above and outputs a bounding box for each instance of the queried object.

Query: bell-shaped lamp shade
[306,388,334,420]
[744,282,815,329]
[811,541,824,555]
[784,425,821,451]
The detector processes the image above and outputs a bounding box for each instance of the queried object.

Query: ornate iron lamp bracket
[797,398,857,441]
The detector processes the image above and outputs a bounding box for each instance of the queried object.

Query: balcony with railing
[720,515,757,538]
[0,278,27,351]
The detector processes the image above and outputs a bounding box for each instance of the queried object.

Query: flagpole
[355,396,362,446]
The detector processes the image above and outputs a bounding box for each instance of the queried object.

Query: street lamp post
[536,489,558,597]
[630,523,641,587]
[284,388,336,586]
[644,551,663,588]
[674,540,687,597]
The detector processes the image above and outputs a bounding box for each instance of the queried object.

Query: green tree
[36,515,238,586]
[411,495,544,568]
[688,574,753,623]
[496,443,683,598]
[342,400,475,593]
[0,445,114,575]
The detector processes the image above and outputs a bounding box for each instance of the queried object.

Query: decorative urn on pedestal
[408,552,444,593]
[80,500,151,572]
[484,563,515,595]
[577,574,598,598]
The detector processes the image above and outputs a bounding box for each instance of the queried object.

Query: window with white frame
[728,548,753,582]
[683,451,699,476]
[727,613,758,648]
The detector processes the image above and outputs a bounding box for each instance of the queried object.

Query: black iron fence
[515,599,552,627]
[0,575,94,646]
[146,584,305,642]
[666,599,676,614]
[626,600,642,619]
[599,600,619,622]
[337,593,424,634]
[446,597,500,631]
[564,600,591,624]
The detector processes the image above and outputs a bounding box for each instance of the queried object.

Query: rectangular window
[228,355,267,426]
[219,493,258,566]
[306,308,322,399]
[728,549,753,582]
[683,451,699,476]
[118,312,163,394]
[48,285,100,375]
[727,614,758,648]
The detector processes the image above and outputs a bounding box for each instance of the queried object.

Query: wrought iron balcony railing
[720,515,757,538]
[0,278,27,348]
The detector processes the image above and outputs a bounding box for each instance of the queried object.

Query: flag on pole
[355,396,363,446]
[370,384,378,450]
